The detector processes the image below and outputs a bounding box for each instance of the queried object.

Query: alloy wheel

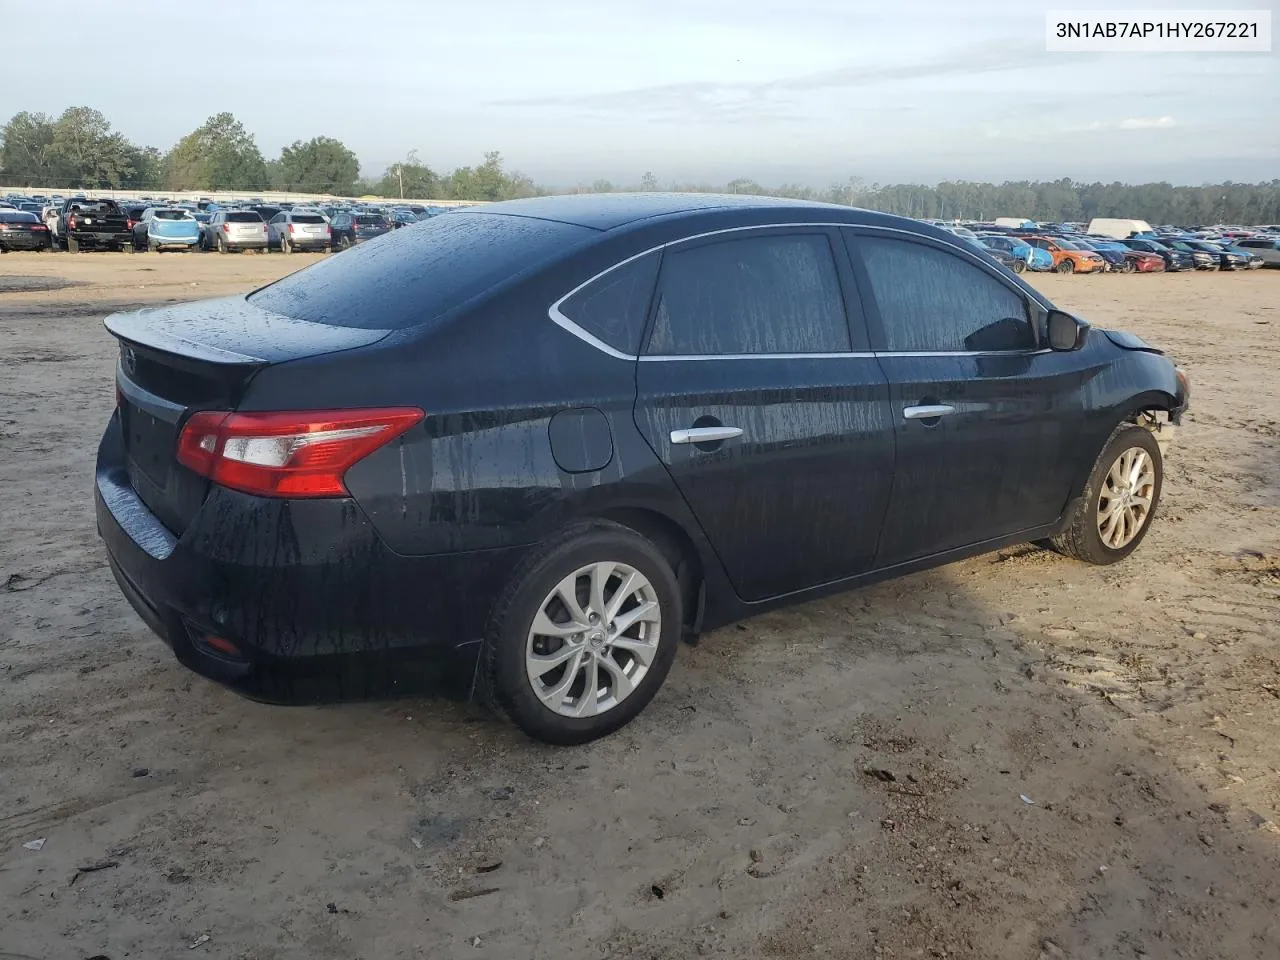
[1097,447,1156,549]
[525,561,662,718]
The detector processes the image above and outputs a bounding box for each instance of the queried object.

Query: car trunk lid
[105,296,391,534]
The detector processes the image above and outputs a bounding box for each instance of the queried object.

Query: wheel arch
[589,505,707,636]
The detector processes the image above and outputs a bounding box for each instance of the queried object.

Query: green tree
[45,107,138,188]
[377,150,438,199]
[276,136,360,194]
[0,111,57,185]
[164,112,267,191]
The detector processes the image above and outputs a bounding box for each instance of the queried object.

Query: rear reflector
[177,408,424,498]
[202,634,242,657]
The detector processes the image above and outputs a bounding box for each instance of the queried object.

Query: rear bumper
[69,231,131,245]
[225,239,267,250]
[0,234,51,249]
[95,412,523,702]
[150,235,200,247]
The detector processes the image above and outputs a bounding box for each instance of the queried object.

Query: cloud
[488,39,1081,118]
[1117,116,1177,130]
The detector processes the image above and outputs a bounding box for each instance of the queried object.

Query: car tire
[1050,423,1163,566]
[282,234,292,254]
[483,520,683,745]
[217,235,227,254]
[67,237,80,253]
[1011,259,1026,273]
[340,236,352,251]
[1119,260,1134,274]
[1056,259,1074,274]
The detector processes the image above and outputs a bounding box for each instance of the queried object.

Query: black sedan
[0,210,53,251]
[96,194,1190,744]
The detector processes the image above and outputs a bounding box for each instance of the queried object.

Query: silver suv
[267,210,331,254]
[204,210,268,253]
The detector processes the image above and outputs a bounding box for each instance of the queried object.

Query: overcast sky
[2,0,1276,185]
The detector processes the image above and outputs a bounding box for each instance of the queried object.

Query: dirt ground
[1,251,1278,960]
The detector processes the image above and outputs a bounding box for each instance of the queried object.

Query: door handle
[670,426,743,444]
[903,404,956,420]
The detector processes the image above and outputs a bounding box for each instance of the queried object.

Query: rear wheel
[217,234,228,254]
[1056,259,1074,274]
[340,235,352,250]
[1011,259,1026,273]
[281,233,292,255]
[484,522,682,745]
[67,237,80,253]
[1050,424,1162,565]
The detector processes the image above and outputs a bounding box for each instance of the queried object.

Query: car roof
[465,192,847,231]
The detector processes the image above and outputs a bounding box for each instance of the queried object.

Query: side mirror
[1047,310,1090,351]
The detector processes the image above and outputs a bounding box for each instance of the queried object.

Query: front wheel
[484,522,682,745]
[1056,259,1074,274]
[1011,259,1026,273]
[1050,424,1163,565]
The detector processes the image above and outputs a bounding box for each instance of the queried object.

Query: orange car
[1023,235,1107,274]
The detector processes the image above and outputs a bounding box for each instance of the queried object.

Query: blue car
[135,208,202,252]
[978,234,1053,272]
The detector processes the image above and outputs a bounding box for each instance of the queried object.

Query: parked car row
[928,216,1279,274]
[0,193,438,254]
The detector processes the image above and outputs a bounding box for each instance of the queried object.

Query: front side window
[558,251,660,355]
[856,235,1033,353]
[645,233,850,355]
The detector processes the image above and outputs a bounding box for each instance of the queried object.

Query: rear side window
[227,211,262,223]
[855,235,1032,353]
[645,233,850,355]
[558,251,660,355]
[250,212,594,330]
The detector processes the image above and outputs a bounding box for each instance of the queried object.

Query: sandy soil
[1,252,1278,960]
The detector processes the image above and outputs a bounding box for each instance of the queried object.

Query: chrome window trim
[547,221,1051,362]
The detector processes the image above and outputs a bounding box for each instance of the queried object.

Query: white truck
[994,217,1036,229]
[1087,218,1155,239]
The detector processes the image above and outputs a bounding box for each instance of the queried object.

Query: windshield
[250,212,592,329]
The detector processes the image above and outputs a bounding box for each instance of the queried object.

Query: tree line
[0,108,540,202]
[3,107,1278,223]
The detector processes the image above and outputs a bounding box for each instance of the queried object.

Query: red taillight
[222,223,231,232]
[287,223,295,233]
[126,218,134,230]
[67,214,77,229]
[176,408,424,498]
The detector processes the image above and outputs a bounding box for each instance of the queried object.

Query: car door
[268,212,284,246]
[844,228,1094,566]
[633,227,895,602]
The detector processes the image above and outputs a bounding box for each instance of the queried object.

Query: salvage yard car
[0,210,53,251]
[95,194,1190,745]
[135,207,202,252]
[58,197,133,252]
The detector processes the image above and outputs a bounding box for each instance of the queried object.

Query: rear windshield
[227,211,263,223]
[293,214,326,224]
[356,216,386,225]
[68,200,120,214]
[153,209,192,220]
[250,212,593,330]
[0,211,39,223]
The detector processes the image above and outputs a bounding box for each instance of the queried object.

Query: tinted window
[0,211,38,223]
[227,211,262,223]
[250,212,594,330]
[356,215,385,226]
[857,235,1032,353]
[270,213,285,224]
[558,252,660,355]
[293,214,326,224]
[153,209,191,220]
[646,234,850,355]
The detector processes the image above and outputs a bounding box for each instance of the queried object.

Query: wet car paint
[95,195,1189,699]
